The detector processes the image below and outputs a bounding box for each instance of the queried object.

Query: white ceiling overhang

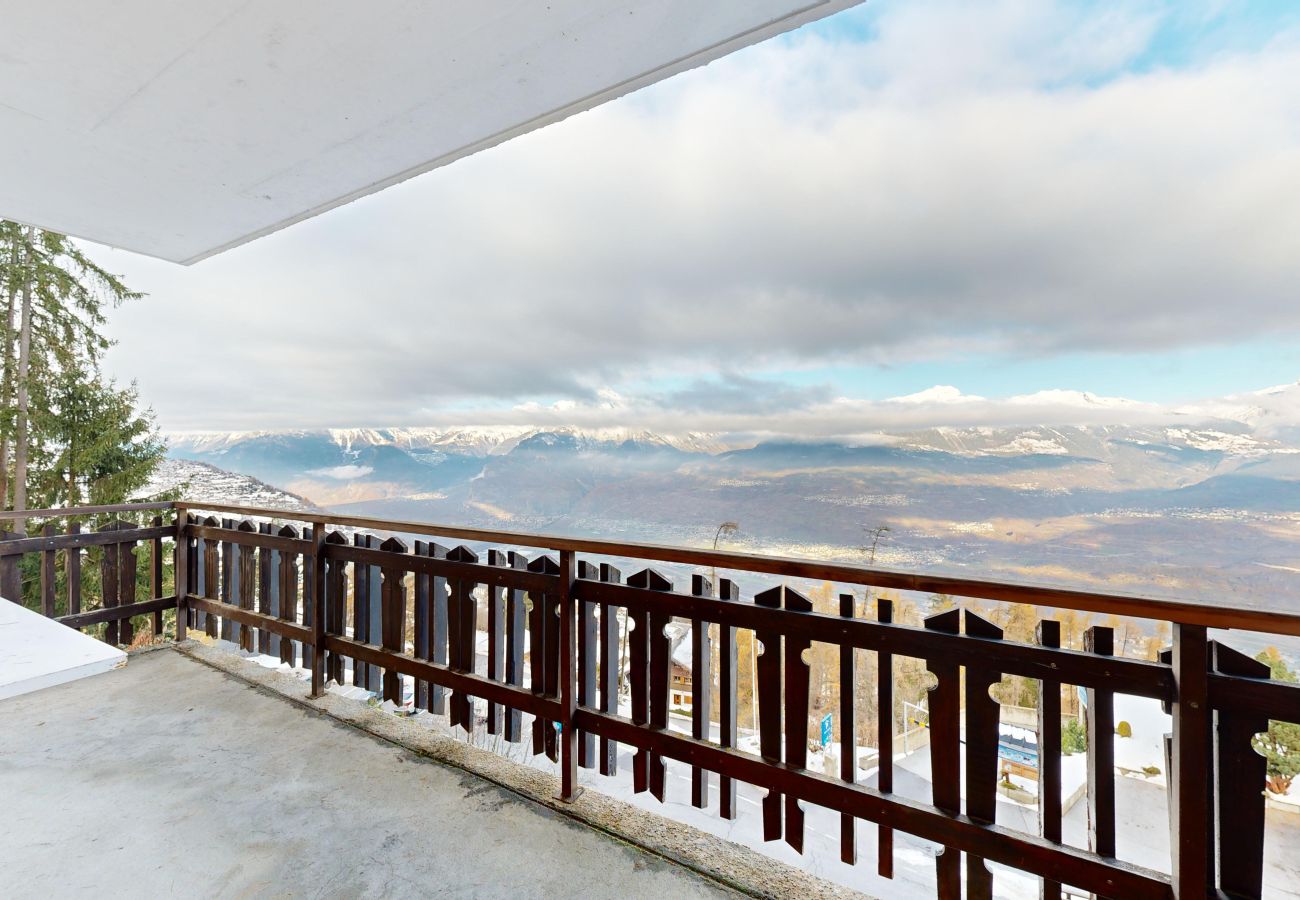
[0,1,859,264]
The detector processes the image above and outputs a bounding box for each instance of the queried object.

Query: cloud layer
[98,1,1300,430]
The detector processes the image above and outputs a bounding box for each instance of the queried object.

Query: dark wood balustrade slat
[67,522,82,618]
[647,575,672,803]
[150,516,165,637]
[576,561,598,767]
[625,568,659,793]
[219,517,235,645]
[1170,623,1210,898]
[1085,626,1116,861]
[925,607,962,899]
[412,541,432,713]
[40,523,55,617]
[101,520,122,645]
[303,525,321,681]
[448,545,480,733]
[352,533,372,689]
[0,532,19,601]
[755,585,784,842]
[379,537,409,704]
[597,563,622,774]
[528,554,557,757]
[838,593,857,865]
[1212,642,1270,898]
[963,609,1004,900]
[558,549,579,801]
[1036,619,1064,900]
[237,521,257,652]
[276,525,299,667]
[503,551,527,739]
[783,587,813,853]
[121,521,138,645]
[257,523,274,656]
[690,574,712,809]
[308,525,327,697]
[486,550,508,737]
[876,597,894,879]
[717,578,739,820]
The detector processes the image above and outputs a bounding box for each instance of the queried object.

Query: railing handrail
[0,500,176,521]
[180,500,1300,638]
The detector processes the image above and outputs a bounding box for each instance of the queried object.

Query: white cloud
[889,385,985,404]
[96,2,1300,430]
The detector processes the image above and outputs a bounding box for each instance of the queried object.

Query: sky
[91,0,1300,436]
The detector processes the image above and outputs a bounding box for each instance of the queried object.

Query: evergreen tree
[31,369,165,508]
[1253,649,1300,795]
[0,221,143,531]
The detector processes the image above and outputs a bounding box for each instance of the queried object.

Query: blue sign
[820,713,833,747]
[1077,685,1089,709]
[997,736,1039,768]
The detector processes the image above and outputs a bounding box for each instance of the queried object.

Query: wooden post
[309,525,327,698]
[557,548,579,801]
[1170,623,1209,899]
[67,522,82,620]
[40,523,56,617]
[101,521,121,645]
[150,515,164,637]
[174,509,187,641]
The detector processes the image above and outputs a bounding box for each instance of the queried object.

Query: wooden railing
[0,501,178,641]
[7,500,1300,898]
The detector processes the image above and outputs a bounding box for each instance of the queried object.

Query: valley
[166,408,1300,613]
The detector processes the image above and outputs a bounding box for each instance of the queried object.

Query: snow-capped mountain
[142,458,318,511]
[161,401,1300,612]
[172,426,728,459]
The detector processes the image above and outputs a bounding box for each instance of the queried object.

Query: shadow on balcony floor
[0,648,738,899]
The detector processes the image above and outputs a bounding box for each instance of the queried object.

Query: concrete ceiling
[0,1,859,264]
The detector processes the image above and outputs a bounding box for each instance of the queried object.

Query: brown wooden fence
[7,499,1300,898]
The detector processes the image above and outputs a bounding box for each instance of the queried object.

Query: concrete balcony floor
[0,648,736,899]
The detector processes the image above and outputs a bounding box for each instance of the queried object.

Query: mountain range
[164,386,1300,613]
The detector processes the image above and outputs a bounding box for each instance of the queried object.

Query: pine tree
[1253,649,1300,795]
[31,369,165,508]
[0,222,143,531]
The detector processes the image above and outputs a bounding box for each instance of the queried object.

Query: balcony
[3,499,1300,898]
